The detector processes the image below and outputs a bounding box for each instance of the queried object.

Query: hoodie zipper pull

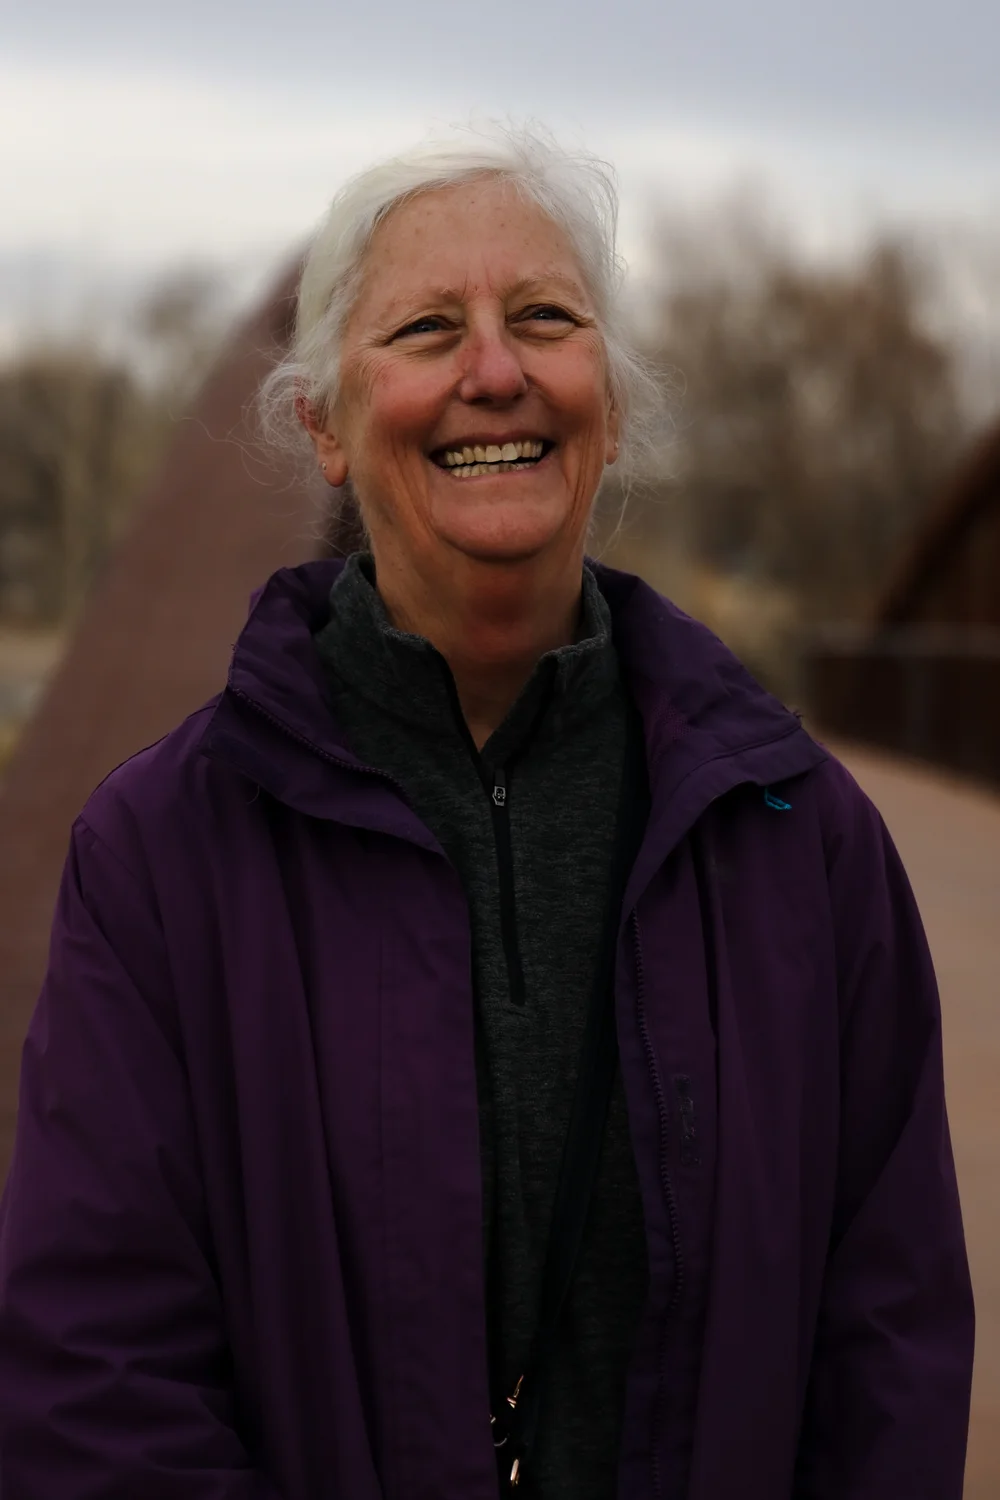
[491,765,507,809]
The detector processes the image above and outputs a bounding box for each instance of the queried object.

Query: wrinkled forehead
[353,177,594,323]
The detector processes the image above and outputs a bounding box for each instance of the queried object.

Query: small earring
[321,462,327,472]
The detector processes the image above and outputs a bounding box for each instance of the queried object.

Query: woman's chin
[430,491,576,566]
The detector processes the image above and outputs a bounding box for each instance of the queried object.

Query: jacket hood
[202,557,826,843]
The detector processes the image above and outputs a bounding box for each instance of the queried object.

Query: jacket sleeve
[794,764,975,1499]
[0,816,283,1500]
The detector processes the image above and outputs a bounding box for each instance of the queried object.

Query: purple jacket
[0,559,973,1499]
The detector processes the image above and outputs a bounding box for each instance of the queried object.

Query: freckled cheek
[533,347,610,430]
[365,370,450,460]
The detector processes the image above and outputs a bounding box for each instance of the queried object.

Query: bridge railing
[806,624,1000,788]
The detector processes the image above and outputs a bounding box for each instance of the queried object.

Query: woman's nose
[457,325,528,404]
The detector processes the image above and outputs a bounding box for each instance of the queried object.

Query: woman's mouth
[431,439,553,479]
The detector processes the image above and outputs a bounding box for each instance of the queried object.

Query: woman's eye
[526,304,574,323]
[396,316,446,338]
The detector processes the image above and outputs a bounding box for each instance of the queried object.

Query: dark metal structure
[809,420,1000,786]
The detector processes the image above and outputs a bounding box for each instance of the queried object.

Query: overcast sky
[2,0,999,345]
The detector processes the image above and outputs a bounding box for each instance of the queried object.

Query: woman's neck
[371,550,584,749]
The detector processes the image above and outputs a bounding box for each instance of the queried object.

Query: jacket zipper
[228,688,411,798]
[631,909,684,1500]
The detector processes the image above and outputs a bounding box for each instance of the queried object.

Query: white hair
[257,122,663,493]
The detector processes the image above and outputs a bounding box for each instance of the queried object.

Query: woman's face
[308,177,618,576]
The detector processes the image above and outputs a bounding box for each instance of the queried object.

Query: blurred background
[1,1,998,1493]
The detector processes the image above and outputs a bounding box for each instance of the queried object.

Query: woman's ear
[296,394,349,487]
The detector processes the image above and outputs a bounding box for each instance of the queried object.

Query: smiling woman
[260,129,657,471]
[0,123,974,1500]
[286,169,631,739]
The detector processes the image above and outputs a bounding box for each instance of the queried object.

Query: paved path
[832,741,1000,1499]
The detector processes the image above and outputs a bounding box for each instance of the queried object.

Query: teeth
[448,460,535,479]
[440,439,547,470]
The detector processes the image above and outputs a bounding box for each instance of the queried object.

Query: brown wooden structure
[809,419,1000,785]
[0,265,324,1177]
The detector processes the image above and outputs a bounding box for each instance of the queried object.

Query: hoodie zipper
[487,763,526,1007]
[433,660,530,1012]
[631,908,684,1500]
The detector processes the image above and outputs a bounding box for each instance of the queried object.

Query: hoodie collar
[312,553,620,762]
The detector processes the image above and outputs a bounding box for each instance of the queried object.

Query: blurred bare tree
[0,354,159,622]
[135,268,234,409]
[0,268,233,624]
[604,207,970,697]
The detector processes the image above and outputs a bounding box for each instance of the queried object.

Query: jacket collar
[201,556,826,851]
